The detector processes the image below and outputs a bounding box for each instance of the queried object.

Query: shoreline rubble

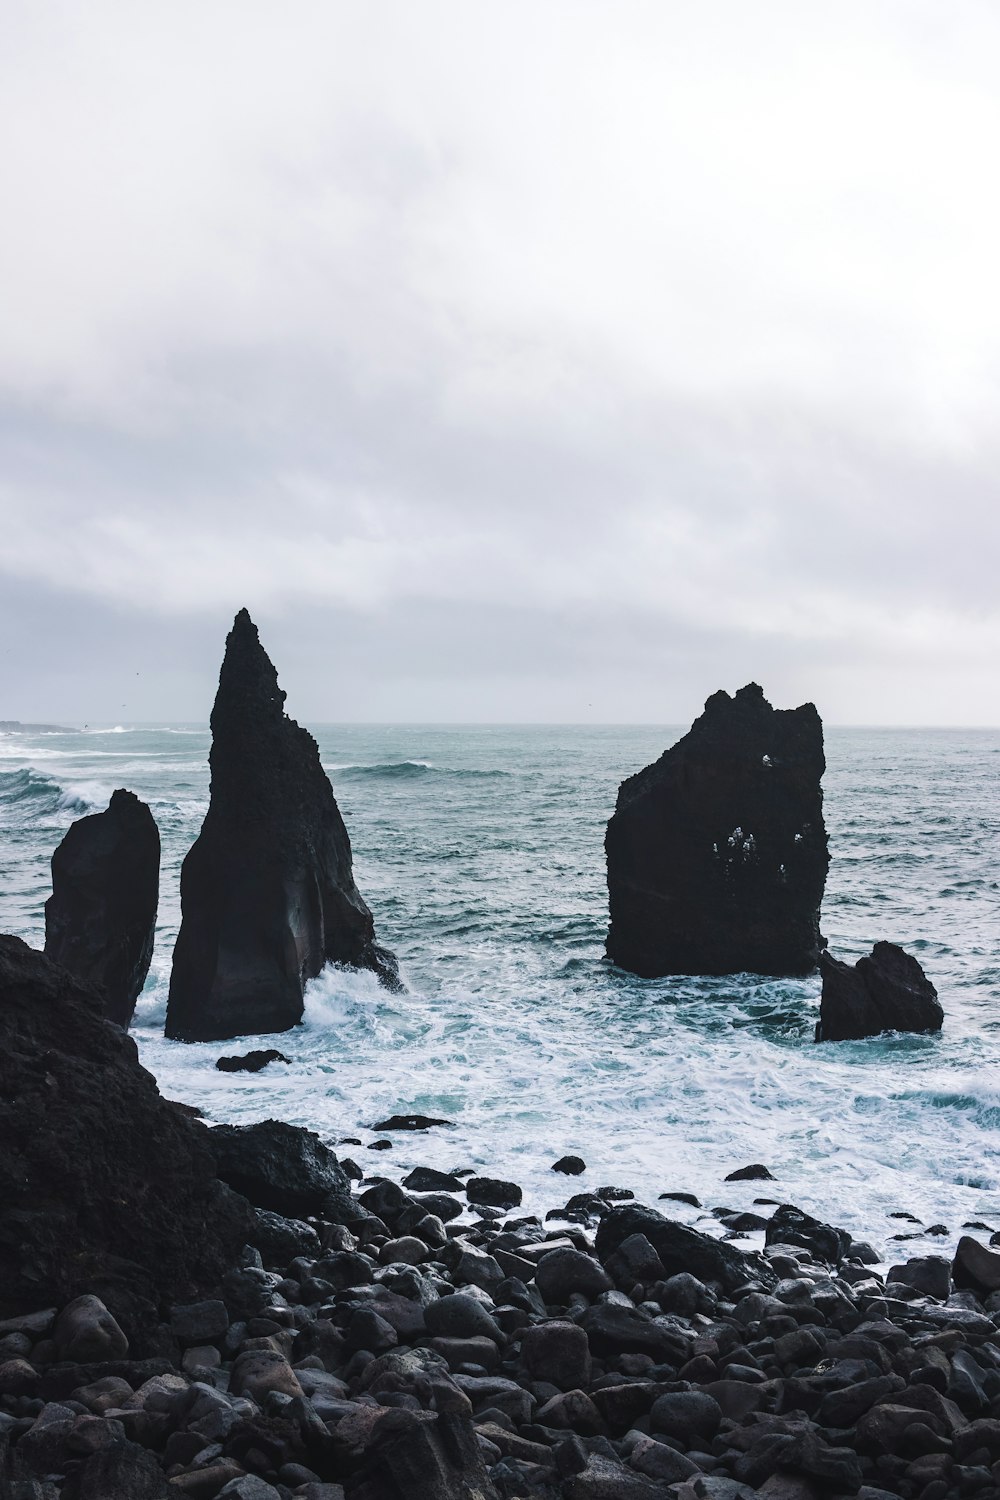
[4,1118,1000,1499]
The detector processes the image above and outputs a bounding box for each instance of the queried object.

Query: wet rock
[403,1167,465,1193]
[43,788,160,1029]
[208,1118,357,1222]
[605,683,829,977]
[596,1204,777,1291]
[466,1177,522,1209]
[165,610,399,1042]
[0,936,252,1314]
[725,1163,775,1181]
[534,1248,614,1304]
[552,1156,587,1175]
[603,1233,666,1287]
[215,1050,290,1073]
[952,1235,1000,1296]
[371,1114,454,1131]
[248,1207,321,1263]
[886,1256,950,1301]
[816,942,943,1042]
[764,1204,850,1265]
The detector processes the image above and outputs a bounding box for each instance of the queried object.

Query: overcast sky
[1,2,998,725]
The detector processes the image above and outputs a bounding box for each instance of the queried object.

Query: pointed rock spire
[165,612,399,1042]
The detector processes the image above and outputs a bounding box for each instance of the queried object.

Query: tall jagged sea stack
[606,683,829,977]
[44,787,160,1028]
[165,610,398,1042]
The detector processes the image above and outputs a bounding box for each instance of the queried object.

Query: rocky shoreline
[4,1115,1000,1500]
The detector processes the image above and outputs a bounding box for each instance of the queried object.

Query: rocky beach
[5,936,1000,1500]
[1,625,997,1499]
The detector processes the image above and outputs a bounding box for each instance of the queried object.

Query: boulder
[43,788,160,1028]
[0,935,252,1316]
[605,683,829,977]
[952,1236,1000,1297]
[165,609,398,1042]
[215,1049,290,1073]
[208,1118,358,1222]
[595,1203,776,1291]
[816,942,943,1041]
[764,1204,849,1264]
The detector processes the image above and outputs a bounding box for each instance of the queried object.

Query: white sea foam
[7,721,1000,1255]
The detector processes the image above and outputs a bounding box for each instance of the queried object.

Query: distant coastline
[0,719,80,735]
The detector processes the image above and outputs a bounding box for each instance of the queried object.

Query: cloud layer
[2,2,998,722]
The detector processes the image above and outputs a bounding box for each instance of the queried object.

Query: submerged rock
[0,935,252,1317]
[165,610,399,1042]
[816,941,943,1041]
[605,682,829,977]
[43,788,160,1028]
[214,1049,290,1073]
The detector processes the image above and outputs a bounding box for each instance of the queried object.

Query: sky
[1,1,998,725]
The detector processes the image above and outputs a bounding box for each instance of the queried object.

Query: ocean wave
[325,760,510,781]
[0,767,110,825]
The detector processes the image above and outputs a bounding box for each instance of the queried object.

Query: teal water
[1,722,998,1255]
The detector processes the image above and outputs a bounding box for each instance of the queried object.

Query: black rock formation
[371,1114,453,1131]
[605,682,829,977]
[165,609,399,1041]
[816,941,943,1041]
[43,788,160,1028]
[595,1202,777,1291]
[215,1048,290,1072]
[764,1203,851,1264]
[207,1117,360,1223]
[0,935,252,1316]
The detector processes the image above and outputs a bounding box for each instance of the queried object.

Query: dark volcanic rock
[0,935,252,1315]
[765,1204,850,1264]
[816,941,943,1041]
[725,1162,775,1181]
[215,1049,291,1073]
[165,609,398,1042]
[552,1155,586,1175]
[595,1203,776,1291]
[208,1117,359,1223]
[372,1114,454,1131]
[43,788,160,1028]
[605,682,829,976]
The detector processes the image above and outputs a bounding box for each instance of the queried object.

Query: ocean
[1,721,998,1258]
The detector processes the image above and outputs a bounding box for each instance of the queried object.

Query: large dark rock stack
[606,683,829,977]
[165,610,398,1043]
[43,787,160,1028]
[816,940,943,1041]
[0,935,252,1317]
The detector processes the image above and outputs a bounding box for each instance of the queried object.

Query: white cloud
[0,1,998,720]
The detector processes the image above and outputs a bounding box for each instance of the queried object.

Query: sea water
[1,722,998,1256]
